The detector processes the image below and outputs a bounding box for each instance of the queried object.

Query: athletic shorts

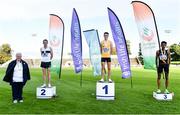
[40,62,51,68]
[101,58,111,62]
[157,64,169,74]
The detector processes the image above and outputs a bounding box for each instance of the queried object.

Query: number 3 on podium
[164,94,167,99]
[102,85,108,94]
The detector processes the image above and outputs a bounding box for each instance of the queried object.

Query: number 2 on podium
[41,89,46,95]
[102,85,108,94]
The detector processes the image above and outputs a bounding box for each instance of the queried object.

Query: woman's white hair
[16,52,22,56]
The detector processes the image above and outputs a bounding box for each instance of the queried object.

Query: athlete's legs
[165,74,169,89]
[164,65,169,89]
[157,73,161,89]
[42,68,46,84]
[47,68,51,84]
[101,62,105,80]
[107,62,111,79]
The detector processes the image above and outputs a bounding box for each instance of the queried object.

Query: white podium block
[153,92,174,101]
[96,82,115,100]
[36,86,56,99]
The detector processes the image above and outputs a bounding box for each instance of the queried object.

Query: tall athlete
[99,32,113,83]
[156,41,171,94]
[40,39,53,87]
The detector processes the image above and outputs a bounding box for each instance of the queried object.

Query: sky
[0,0,179,59]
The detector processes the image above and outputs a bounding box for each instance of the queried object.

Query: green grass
[171,61,180,65]
[0,67,180,114]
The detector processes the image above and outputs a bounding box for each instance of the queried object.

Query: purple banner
[71,8,83,73]
[108,7,131,78]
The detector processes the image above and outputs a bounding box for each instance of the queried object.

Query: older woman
[3,53,30,103]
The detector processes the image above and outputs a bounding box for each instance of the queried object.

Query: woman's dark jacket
[3,60,30,85]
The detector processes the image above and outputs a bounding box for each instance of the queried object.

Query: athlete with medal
[156,41,171,94]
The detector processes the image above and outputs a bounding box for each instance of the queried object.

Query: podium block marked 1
[96,82,115,100]
[36,86,56,99]
[153,92,174,101]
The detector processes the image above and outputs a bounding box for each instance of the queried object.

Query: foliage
[0,44,12,64]
[170,44,180,61]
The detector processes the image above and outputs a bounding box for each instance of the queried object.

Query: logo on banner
[141,27,154,41]
[50,35,60,47]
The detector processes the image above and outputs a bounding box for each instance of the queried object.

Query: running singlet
[101,40,111,58]
[41,47,51,62]
[159,49,168,65]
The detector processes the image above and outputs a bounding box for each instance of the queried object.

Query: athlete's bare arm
[168,49,171,64]
[50,47,53,60]
[156,50,159,67]
[110,41,113,55]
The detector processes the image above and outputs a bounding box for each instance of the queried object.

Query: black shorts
[101,58,111,62]
[40,62,51,68]
[157,64,169,73]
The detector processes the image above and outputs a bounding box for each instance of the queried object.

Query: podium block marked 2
[36,86,56,99]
